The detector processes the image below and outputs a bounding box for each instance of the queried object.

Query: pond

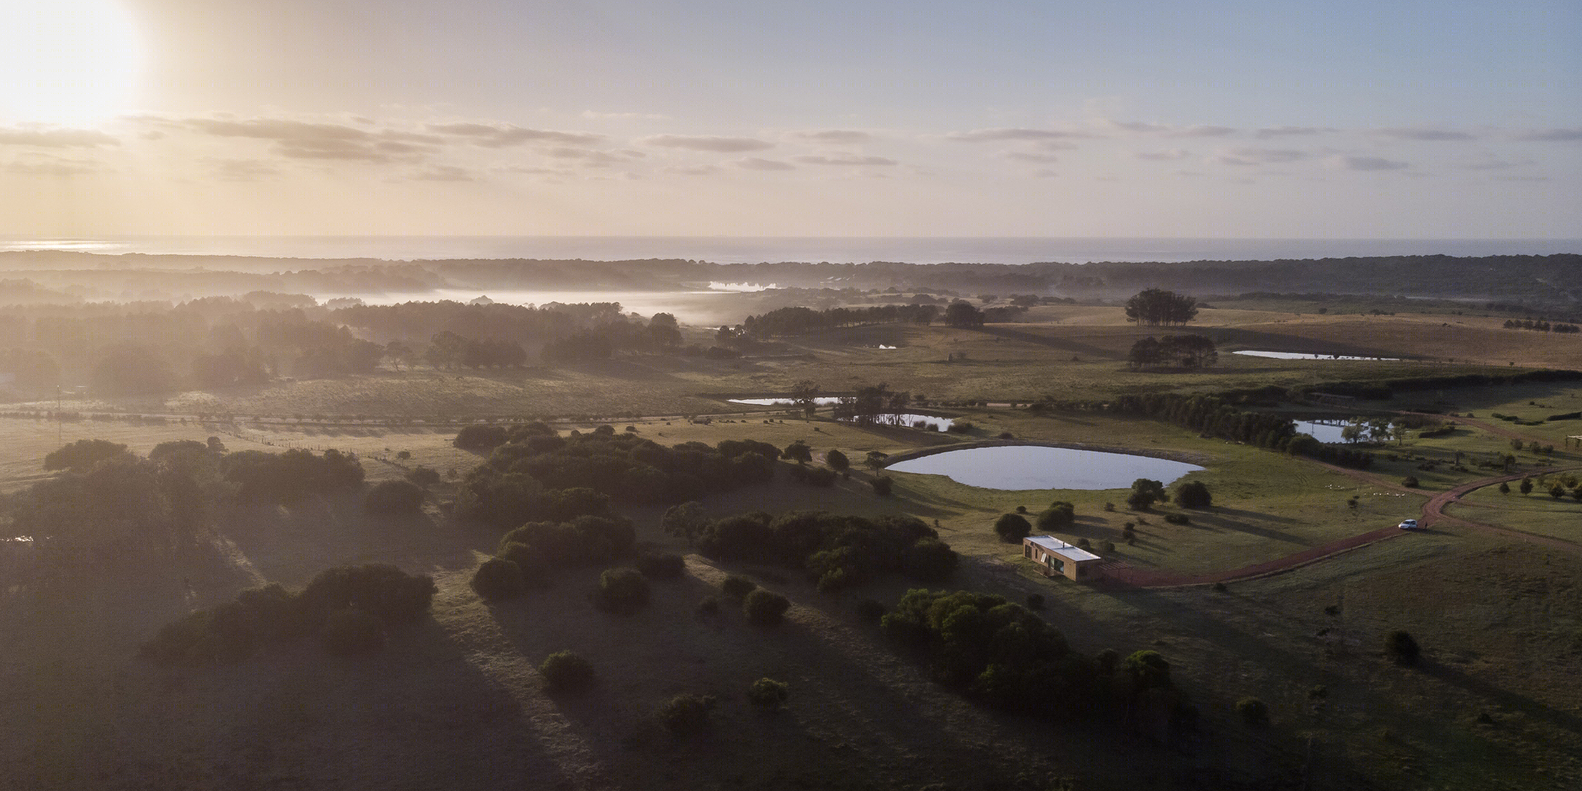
[1234,350,1398,361]
[846,413,954,432]
[727,396,843,406]
[1294,419,1352,443]
[887,445,1204,490]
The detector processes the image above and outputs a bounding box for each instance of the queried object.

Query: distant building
[1022,535,1102,581]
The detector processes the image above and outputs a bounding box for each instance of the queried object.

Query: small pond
[728,396,844,406]
[1293,419,1352,443]
[1235,350,1398,361]
[843,413,954,432]
[887,445,1203,490]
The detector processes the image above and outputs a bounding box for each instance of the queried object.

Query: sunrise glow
[0,0,144,126]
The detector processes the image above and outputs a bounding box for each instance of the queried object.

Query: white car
[1398,519,1419,530]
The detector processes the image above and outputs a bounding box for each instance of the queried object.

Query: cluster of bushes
[1503,319,1580,333]
[692,511,958,591]
[1127,334,1217,368]
[787,464,836,486]
[741,304,941,337]
[454,424,780,527]
[142,564,437,665]
[42,439,134,472]
[364,479,425,514]
[223,448,366,503]
[880,590,1191,733]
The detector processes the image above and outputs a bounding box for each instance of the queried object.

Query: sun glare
[0,0,145,127]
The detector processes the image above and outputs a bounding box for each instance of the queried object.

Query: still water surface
[888,445,1203,490]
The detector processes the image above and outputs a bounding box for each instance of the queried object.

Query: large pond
[727,397,953,431]
[1235,350,1399,361]
[887,445,1204,490]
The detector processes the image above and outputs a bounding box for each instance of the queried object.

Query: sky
[1,0,1579,239]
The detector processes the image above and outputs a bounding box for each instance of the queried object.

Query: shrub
[744,589,791,626]
[1035,501,1075,532]
[994,513,1032,543]
[1498,481,1510,495]
[43,439,132,472]
[659,693,717,734]
[540,651,595,692]
[320,609,385,656]
[1520,478,1534,495]
[748,678,789,709]
[497,542,550,587]
[855,598,887,621]
[1172,480,1212,508]
[595,567,650,614]
[1103,540,1116,554]
[721,575,757,599]
[901,538,959,583]
[636,553,686,579]
[1026,593,1045,611]
[470,558,527,601]
[948,420,975,434]
[364,479,425,515]
[788,464,836,486]
[1402,476,1420,488]
[1103,502,1116,512]
[454,424,509,452]
[1386,630,1421,666]
[870,475,894,496]
[1550,484,1566,500]
[696,596,720,614]
[298,564,437,625]
[405,466,442,488]
[1211,581,1227,592]
[1163,513,1190,525]
[1236,697,1270,727]
[826,449,850,473]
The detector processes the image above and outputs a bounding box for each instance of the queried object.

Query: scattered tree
[994,512,1032,543]
[1124,288,1198,327]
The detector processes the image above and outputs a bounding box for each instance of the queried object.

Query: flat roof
[1025,535,1101,562]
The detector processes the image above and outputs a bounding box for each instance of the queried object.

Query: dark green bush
[1163,513,1190,525]
[454,424,509,452]
[1035,502,1075,531]
[1172,480,1212,508]
[1236,697,1270,727]
[696,596,721,614]
[788,464,836,486]
[659,693,717,734]
[744,589,791,625]
[1386,630,1421,666]
[497,542,550,587]
[320,609,385,656]
[405,465,442,488]
[635,553,686,579]
[364,479,425,515]
[43,439,131,472]
[748,678,789,709]
[1402,476,1420,488]
[470,558,527,601]
[994,513,1032,543]
[901,538,959,583]
[721,574,757,599]
[870,475,894,496]
[298,564,437,626]
[595,568,650,614]
[539,651,595,692]
[1026,593,1045,610]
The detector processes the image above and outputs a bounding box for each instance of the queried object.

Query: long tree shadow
[1423,661,1582,738]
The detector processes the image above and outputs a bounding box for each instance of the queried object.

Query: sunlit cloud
[1255,126,1333,138]
[793,155,897,166]
[1215,148,1307,165]
[946,128,1087,142]
[210,158,280,181]
[791,130,872,144]
[580,110,667,120]
[409,165,475,181]
[4,152,106,176]
[1135,149,1191,161]
[666,165,719,176]
[735,157,796,171]
[641,135,774,152]
[1005,151,1059,163]
[429,123,604,147]
[1107,121,1234,137]
[0,127,119,147]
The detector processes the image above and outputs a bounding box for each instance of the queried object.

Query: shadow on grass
[1423,661,1582,738]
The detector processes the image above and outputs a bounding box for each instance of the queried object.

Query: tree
[1520,478,1534,495]
[1498,481,1511,495]
[1124,288,1198,327]
[1128,478,1166,511]
[91,344,178,396]
[744,589,791,625]
[1386,630,1421,666]
[1128,337,1162,368]
[365,479,425,515]
[470,558,527,600]
[1173,481,1212,509]
[790,379,820,418]
[826,449,850,474]
[994,513,1032,543]
[660,500,707,543]
[1035,502,1076,532]
[748,678,789,709]
[648,312,682,350]
[865,450,889,469]
[783,440,813,464]
[43,439,132,472]
[539,651,595,692]
[943,301,985,328]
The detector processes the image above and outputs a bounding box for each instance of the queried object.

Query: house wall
[1022,540,1099,581]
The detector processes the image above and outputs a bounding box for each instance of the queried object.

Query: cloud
[946,128,1086,142]
[1215,148,1307,166]
[580,110,667,120]
[1031,169,1058,179]
[4,153,106,176]
[793,155,897,166]
[1513,127,1582,142]
[410,165,475,182]
[792,130,871,144]
[735,157,796,171]
[666,165,719,176]
[1135,149,1191,161]
[211,159,280,181]
[1107,120,1235,137]
[1005,151,1060,163]
[1376,127,1475,141]
[1255,126,1332,138]
[1464,157,1530,171]
[0,127,119,148]
[1493,175,1549,182]
[545,147,633,167]
[428,123,603,147]
[641,135,774,152]
[1327,155,1410,171]
[176,118,441,162]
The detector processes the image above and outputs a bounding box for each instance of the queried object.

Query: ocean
[1,236,1578,265]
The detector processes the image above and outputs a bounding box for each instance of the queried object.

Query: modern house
[1022,535,1102,581]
